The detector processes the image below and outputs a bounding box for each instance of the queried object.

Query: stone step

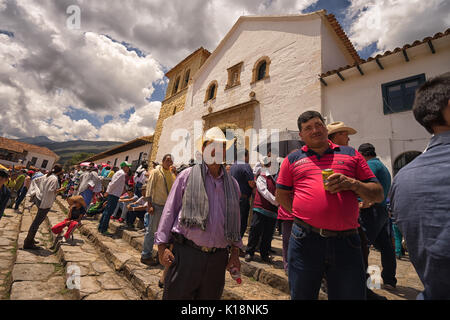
[9,204,77,300]
[45,202,144,300]
[55,197,289,300]
[0,208,23,300]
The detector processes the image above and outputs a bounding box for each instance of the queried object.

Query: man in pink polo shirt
[276,110,383,300]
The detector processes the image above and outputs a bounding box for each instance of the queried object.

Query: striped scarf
[180,163,241,243]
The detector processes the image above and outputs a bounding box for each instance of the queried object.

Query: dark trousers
[289,223,366,300]
[163,241,229,300]
[98,195,119,233]
[239,197,250,238]
[24,207,51,246]
[369,222,397,286]
[14,186,28,210]
[127,210,146,226]
[246,210,277,258]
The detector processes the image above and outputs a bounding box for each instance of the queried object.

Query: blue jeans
[141,204,164,259]
[135,182,143,198]
[14,186,28,210]
[98,195,119,233]
[288,222,366,300]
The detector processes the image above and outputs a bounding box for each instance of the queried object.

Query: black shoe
[244,254,253,262]
[269,248,276,254]
[23,243,41,250]
[261,255,273,264]
[366,289,387,300]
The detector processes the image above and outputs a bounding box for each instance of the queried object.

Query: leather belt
[293,218,359,238]
[172,233,227,254]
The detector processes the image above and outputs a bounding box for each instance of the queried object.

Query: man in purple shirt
[155,127,243,300]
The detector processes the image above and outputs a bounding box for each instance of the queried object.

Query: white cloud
[347,0,450,53]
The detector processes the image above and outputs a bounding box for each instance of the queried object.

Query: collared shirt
[145,166,175,206]
[230,161,254,197]
[389,130,450,299]
[366,158,391,206]
[106,169,127,197]
[39,174,60,209]
[155,166,243,249]
[277,141,378,231]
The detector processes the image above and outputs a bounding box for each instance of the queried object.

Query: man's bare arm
[275,188,293,213]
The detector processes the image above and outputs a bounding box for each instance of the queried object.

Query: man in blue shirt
[358,143,397,290]
[230,149,255,238]
[390,74,450,299]
[0,170,11,220]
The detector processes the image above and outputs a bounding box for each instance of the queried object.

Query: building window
[182,69,190,89]
[251,56,271,84]
[125,156,129,162]
[30,157,37,166]
[382,73,426,114]
[204,81,218,102]
[172,76,181,95]
[114,158,118,167]
[41,160,48,169]
[226,62,243,90]
[393,151,422,176]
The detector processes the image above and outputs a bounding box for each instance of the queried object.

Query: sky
[0,0,449,142]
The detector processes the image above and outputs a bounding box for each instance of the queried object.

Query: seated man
[112,187,138,222]
[126,193,148,229]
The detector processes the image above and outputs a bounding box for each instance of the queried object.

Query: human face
[299,117,328,148]
[122,166,130,174]
[202,141,227,165]
[162,156,173,170]
[332,131,350,146]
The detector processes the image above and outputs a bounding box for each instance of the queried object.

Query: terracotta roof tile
[0,136,59,159]
[320,28,450,78]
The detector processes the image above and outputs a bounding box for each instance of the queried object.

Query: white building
[155,10,450,174]
[83,136,153,170]
[0,136,59,170]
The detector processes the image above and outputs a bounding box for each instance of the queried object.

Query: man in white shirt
[24,164,65,249]
[98,161,131,235]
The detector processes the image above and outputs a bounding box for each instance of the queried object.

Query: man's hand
[360,201,373,209]
[326,173,358,194]
[158,245,174,267]
[147,205,154,214]
[226,246,241,272]
[104,192,108,197]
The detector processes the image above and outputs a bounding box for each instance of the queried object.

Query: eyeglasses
[302,122,326,133]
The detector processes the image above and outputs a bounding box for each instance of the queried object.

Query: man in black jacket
[0,170,11,220]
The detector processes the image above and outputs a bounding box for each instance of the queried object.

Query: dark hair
[358,143,377,158]
[297,111,325,131]
[162,154,173,162]
[328,133,337,141]
[47,164,63,177]
[0,170,9,179]
[413,74,450,134]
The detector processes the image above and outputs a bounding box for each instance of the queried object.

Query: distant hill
[16,136,124,164]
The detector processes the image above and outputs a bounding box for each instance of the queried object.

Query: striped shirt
[276,141,378,231]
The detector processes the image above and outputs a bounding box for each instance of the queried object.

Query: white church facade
[154,10,450,174]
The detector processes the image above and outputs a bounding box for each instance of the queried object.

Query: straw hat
[67,196,86,208]
[195,127,235,153]
[327,121,357,135]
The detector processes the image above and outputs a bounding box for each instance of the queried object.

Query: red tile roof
[320,28,450,78]
[0,136,59,159]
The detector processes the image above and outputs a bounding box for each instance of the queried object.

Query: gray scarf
[180,163,241,243]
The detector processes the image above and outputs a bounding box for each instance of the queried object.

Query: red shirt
[276,141,377,231]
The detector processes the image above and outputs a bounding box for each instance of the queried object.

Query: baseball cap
[120,161,132,168]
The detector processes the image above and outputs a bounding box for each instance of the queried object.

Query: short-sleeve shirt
[366,158,391,206]
[230,162,254,197]
[39,175,60,209]
[276,141,378,231]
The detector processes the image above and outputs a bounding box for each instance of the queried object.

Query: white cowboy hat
[195,127,236,153]
[327,121,357,135]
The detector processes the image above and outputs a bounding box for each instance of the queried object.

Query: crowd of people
[0,74,448,300]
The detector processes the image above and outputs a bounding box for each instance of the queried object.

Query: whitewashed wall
[323,37,450,173]
[93,144,152,167]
